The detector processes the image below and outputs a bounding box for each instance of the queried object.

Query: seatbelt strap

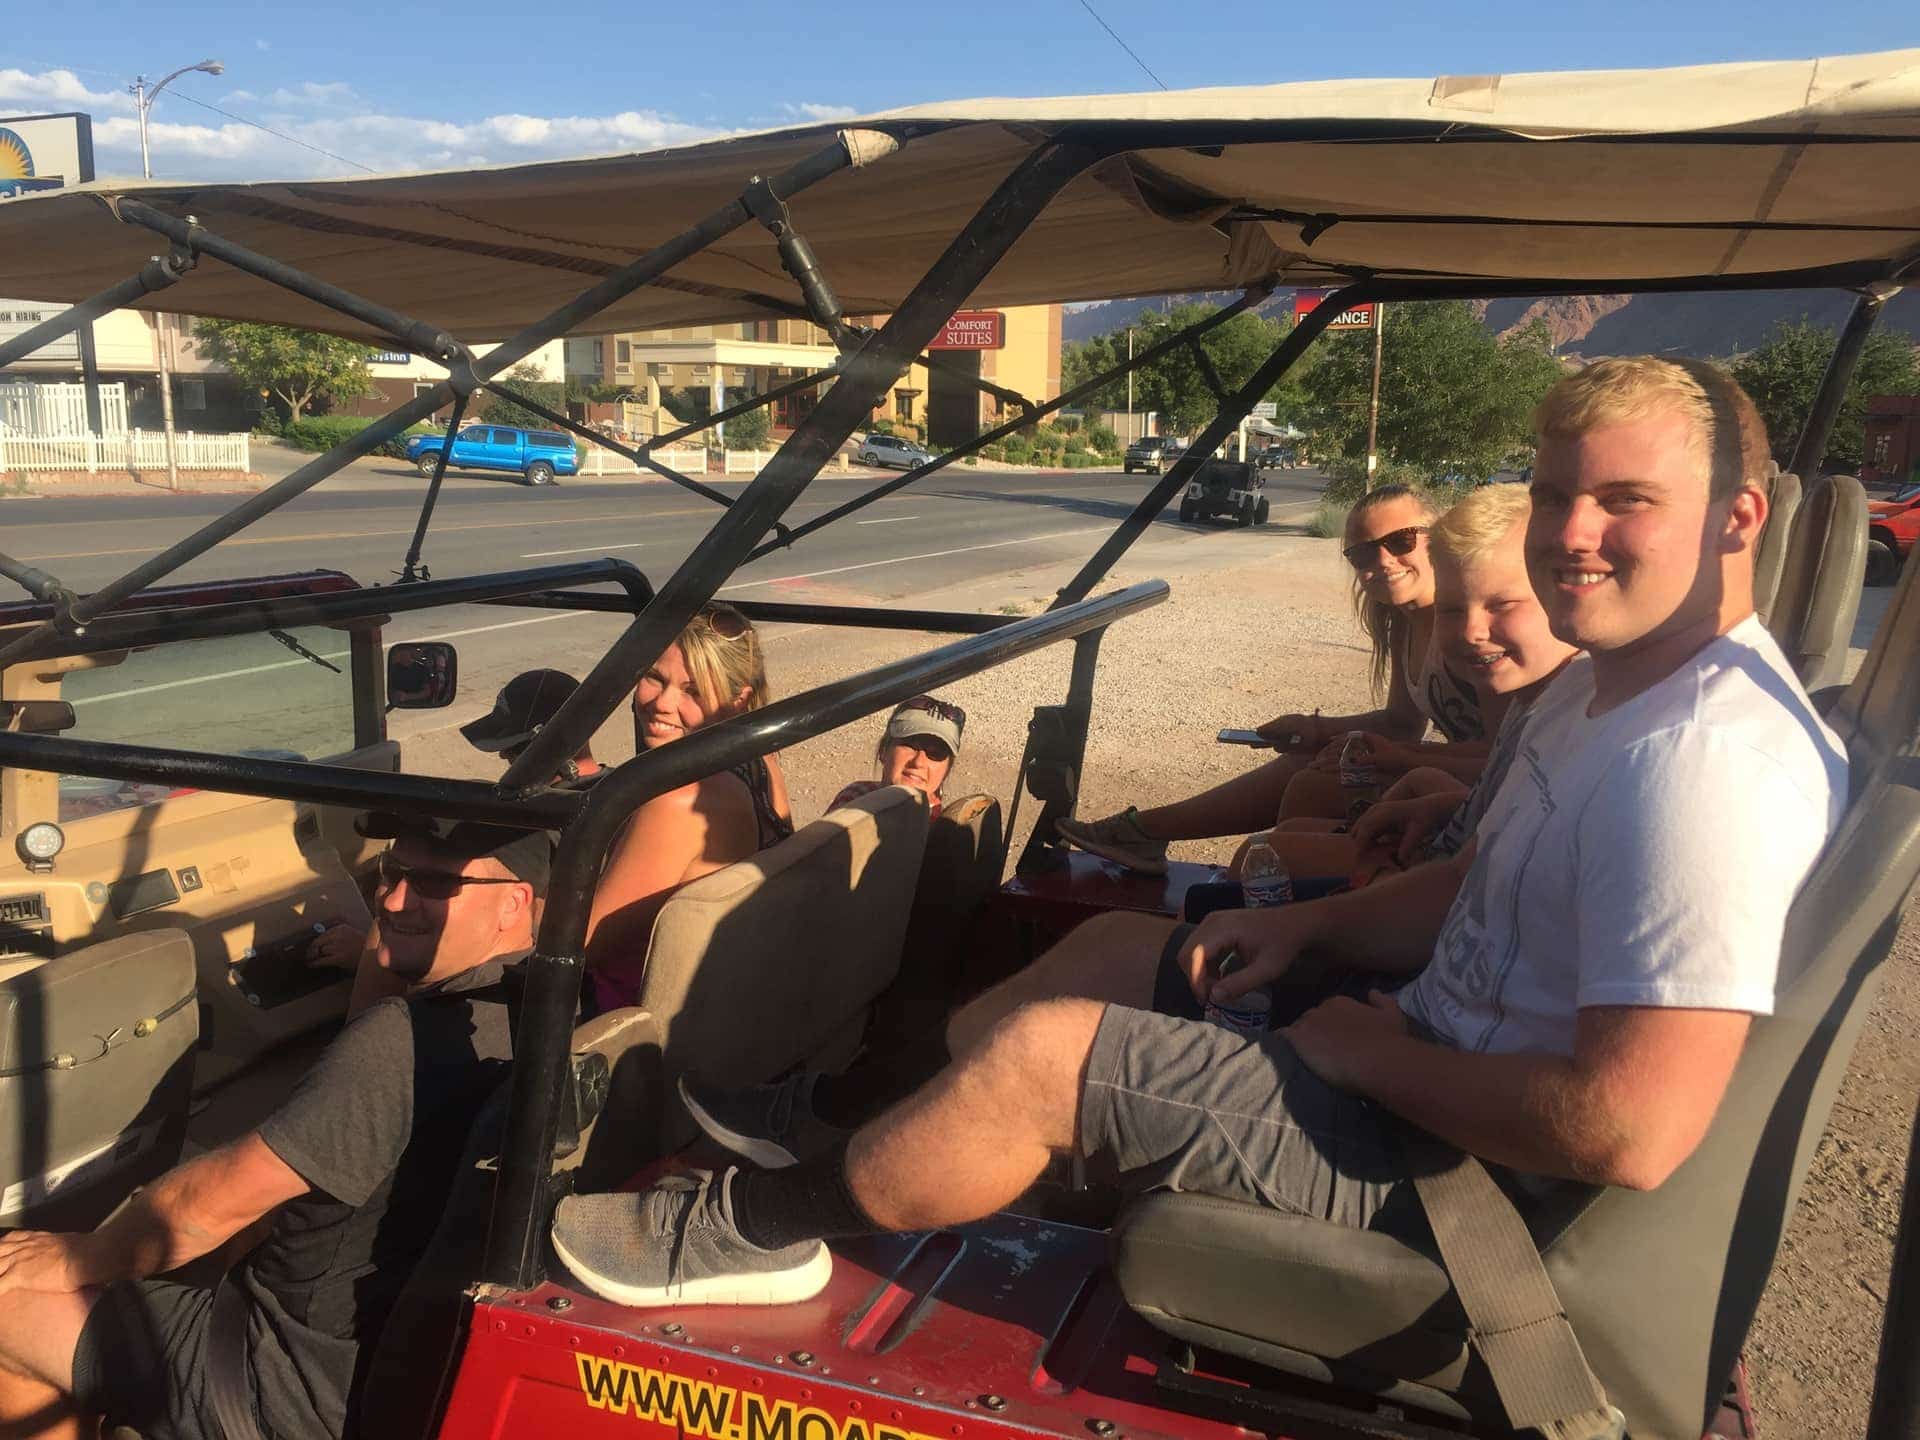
[205,1275,266,1440]
[1408,1139,1623,1440]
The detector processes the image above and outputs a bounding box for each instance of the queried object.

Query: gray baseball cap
[884,695,964,756]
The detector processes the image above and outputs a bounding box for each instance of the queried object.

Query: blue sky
[1,0,1913,181]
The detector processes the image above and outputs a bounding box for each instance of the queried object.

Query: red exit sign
[1293,292,1376,330]
[929,310,1006,349]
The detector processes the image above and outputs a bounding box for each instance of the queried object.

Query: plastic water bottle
[1339,734,1382,821]
[1204,947,1273,1037]
[1241,838,1294,907]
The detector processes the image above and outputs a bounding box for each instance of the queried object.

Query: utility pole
[1364,301,1386,489]
[1125,328,1134,441]
[132,58,224,491]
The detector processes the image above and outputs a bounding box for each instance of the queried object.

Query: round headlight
[17,822,64,864]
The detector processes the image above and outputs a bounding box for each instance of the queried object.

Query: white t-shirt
[1398,615,1848,1058]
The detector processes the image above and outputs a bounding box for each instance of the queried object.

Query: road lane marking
[522,543,647,557]
[719,527,1106,592]
[855,516,919,525]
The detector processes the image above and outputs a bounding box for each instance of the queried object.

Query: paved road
[5,460,1329,751]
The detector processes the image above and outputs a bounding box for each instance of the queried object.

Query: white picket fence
[571,443,850,479]
[0,429,250,473]
[723,448,849,476]
[0,381,130,437]
[576,444,711,477]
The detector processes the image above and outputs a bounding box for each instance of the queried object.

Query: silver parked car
[857,432,932,469]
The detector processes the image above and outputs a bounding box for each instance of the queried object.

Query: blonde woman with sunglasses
[585,604,793,1011]
[1057,485,1486,875]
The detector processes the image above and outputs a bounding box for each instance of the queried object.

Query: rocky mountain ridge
[1063,290,1920,358]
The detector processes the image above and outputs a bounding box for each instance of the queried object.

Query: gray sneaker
[551,1169,831,1308]
[678,1071,849,1170]
[1055,807,1170,874]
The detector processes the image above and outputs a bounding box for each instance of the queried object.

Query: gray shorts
[1078,1003,1416,1231]
[70,1280,226,1440]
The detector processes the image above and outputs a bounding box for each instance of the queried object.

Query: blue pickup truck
[406,424,579,486]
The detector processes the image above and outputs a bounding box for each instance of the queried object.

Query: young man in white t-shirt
[548,357,1848,1305]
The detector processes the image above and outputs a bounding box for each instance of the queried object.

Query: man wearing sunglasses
[0,820,548,1440]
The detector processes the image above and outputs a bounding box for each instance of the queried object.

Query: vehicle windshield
[52,625,361,821]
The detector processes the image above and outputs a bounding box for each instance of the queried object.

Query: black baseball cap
[355,813,553,892]
[461,670,581,754]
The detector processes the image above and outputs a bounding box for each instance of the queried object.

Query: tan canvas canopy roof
[1,48,1917,341]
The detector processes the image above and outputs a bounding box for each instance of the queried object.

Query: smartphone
[1216,728,1275,748]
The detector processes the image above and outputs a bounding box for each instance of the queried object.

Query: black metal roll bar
[0,731,581,829]
[0,560,652,662]
[477,590,1016,636]
[480,578,1169,1288]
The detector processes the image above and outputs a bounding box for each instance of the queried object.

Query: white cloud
[784,102,858,122]
[255,39,272,52]
[0,67,130,114]
[3,66,752,182]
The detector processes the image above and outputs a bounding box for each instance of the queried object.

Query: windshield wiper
[268,629,343,674]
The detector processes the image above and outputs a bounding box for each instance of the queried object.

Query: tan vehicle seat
[573,784,930,1163]
[1753,467,1804,627]
[869,793,1006,1043]
[1768,473,1868,692]
[0,929,198,1230]
[1113,544,1909,1438]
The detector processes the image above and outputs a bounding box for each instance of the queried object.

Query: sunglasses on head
[1343,526,1429,569]
[688,604,751,640]
[897,696,966,735]
[376,851,522,902]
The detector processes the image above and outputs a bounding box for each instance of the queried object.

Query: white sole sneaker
[678,1074,800,1170]
[551,1228,833,1309]
[1055,820,1169,875]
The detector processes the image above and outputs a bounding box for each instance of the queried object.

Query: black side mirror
[0,700,77,734]
[386,643,458,710]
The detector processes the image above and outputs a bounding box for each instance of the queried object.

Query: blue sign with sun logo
[0,127,66,199]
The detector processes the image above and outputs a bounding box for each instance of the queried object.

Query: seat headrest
[1768,474,1867,691]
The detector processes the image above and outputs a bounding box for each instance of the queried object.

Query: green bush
[1063,451,1099,469]
[1086,422,1119,453]
[280,414,442,459]
[1307,500,1352,539]
[1001,435,1033,463]
[869,417,896,436]
[723,406,772,450]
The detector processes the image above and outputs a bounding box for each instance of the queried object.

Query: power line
[167,90,377,174]
[1071,0,1168,91]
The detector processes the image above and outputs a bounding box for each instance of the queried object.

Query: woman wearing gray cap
[829,695,964,820]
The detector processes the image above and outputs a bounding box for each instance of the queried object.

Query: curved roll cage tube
[0,120,1914,1414]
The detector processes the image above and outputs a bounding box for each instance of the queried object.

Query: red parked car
[1866,482,1920,584]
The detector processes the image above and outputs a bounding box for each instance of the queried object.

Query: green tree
[1060,304,1303,438]
[192,320,374,424]
[1300,302,1560,494]
[479,364,570,430]
[1732,320,1920,471]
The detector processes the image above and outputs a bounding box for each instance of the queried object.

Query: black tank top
[729,755,793,849]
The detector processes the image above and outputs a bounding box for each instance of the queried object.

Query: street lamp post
[131,58,223,491]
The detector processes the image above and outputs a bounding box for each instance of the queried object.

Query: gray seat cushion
[1113,1193,1469,1390]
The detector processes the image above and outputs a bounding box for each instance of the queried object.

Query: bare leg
[851,999,1103,1230]
[1131,754,1309,841]
[1231,830,1361,881]
[1277,817,1348,834]
[946,912,1172,1058]
[0,1289,96,1440]
[1276,769,1354,824]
